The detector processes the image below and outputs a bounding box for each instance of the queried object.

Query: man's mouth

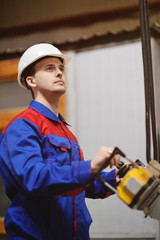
[54,80,64,85]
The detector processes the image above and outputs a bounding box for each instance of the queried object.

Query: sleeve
[1,118,93,197]
[85,169,117,199]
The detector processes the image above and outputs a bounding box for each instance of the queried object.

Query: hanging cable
[139,0,158,163]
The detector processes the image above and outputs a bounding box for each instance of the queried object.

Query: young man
[0,43,120,240]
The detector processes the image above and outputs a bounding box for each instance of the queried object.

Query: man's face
[31,57,66,96]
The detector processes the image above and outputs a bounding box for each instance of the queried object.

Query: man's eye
[47,67,53,71]
[60,67,64,72]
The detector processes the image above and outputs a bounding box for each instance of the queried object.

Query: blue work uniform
[0,100,117,240]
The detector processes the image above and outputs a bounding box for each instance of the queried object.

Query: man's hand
[91,146,120,174]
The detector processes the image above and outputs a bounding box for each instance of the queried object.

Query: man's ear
[26,76,37,88]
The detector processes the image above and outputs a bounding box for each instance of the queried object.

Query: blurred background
[0,0,160,239]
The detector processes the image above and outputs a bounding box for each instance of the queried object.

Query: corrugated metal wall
[66,40,159,239]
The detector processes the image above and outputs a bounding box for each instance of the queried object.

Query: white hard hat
[17,43,71,88]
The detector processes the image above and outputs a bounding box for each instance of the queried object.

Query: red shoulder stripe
[3,108,78,143]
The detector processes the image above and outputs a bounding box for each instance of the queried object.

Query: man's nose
[56,68,63,76]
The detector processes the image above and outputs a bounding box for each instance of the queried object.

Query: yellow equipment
[95,147,160,221]
[117,160,160,220]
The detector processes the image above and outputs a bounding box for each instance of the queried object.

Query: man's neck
[35,95,60,117]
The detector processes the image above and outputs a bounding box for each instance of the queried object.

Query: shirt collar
[29,100,67,123]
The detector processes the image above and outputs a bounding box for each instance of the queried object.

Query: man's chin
[54,88,66,95]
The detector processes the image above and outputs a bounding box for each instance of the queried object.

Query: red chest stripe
[3,108,78,143]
